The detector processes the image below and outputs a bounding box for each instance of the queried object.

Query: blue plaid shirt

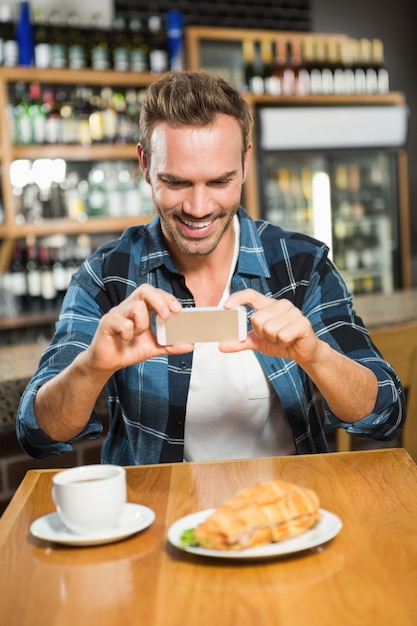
[17,207,405,463]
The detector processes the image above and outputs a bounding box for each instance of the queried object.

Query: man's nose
[182,187,213,217]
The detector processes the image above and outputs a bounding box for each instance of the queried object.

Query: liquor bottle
[124,88,140,142]
[371,39,390,94]
[14,81,32,145]
[339,38,355,94]
[57,87,77,144]
[350,39,367,94]
[328,38,345,95]
[100,87,118,143]
[112,91,130,143]
[72,86,91,146]
[167,10,185,71]
[276,37,295,95]
[128,16,148,72]
[87,163,107,216]
[42,87,61,144]
[111,14,129,72]
[28,81,46,144]
[291,36,309,96]
[88,91,105,144]
[242,38,263,94]
[318,38,333,94]
[89,12,110,70]
[301,37,314,95]
[0,2,15,66]
[64,170,87,220]
[66,11,87,70]
[16,0,34,66]
[33,7,50,68]
[260,39,280,95]
[147,15,168,74]
[308,39,323,94]
[48,10,67,69]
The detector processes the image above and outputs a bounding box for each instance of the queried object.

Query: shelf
[0,309,58,331]
[0,66,157,87]
[12,143,139,161]
[246,92,406,106]
[3,215,153,238]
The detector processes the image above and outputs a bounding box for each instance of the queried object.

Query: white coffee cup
[52,464,127,535]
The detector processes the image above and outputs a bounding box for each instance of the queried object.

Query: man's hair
[139,70,254,159]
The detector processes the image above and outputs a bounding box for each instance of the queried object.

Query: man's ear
[137,144,149,181]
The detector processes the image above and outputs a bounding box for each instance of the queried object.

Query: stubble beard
[157,207,238,257]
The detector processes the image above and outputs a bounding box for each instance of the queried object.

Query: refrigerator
[255,104,410,295]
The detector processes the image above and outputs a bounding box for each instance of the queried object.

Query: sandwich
[183,479,321,550]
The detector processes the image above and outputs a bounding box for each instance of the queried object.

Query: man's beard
[157,207,237,257]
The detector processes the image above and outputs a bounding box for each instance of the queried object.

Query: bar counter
[0,449,416,626]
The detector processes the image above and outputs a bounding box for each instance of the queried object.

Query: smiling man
[17,70,405,464]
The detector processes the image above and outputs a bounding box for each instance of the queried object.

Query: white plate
[30,503,155,547]
[167,508,342,559]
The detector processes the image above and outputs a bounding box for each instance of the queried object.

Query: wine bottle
[8,243,28,313]
[39,244,57,309]
[26,240,43,311]
[52,246,68,307]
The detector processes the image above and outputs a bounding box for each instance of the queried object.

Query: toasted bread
[193,479,321,550]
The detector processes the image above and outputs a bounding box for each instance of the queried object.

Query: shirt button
[176,419,183,426]
[180,362,188,370]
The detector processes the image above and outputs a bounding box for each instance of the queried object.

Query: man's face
[139,114,252,259]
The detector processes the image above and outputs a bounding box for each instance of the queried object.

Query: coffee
[52,464,127,534]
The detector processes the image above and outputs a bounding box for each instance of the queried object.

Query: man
[17,71,404,464]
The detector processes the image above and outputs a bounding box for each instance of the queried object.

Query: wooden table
[1,448,417,626]
[354,287,417,329]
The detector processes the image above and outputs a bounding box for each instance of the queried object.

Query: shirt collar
[139,207,271,279]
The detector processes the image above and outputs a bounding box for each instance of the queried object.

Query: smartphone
[156,306,247,345]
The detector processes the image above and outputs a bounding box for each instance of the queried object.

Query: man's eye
[165,179,187,188]
[212,179,231,186]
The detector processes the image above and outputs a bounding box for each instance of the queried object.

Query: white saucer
[30,503,155,547]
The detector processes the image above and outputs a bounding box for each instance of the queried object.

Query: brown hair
[139,70,253,160]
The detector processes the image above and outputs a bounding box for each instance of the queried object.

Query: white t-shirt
[183,217,296,462]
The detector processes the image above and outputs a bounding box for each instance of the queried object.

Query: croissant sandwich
[189,479,321,551]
